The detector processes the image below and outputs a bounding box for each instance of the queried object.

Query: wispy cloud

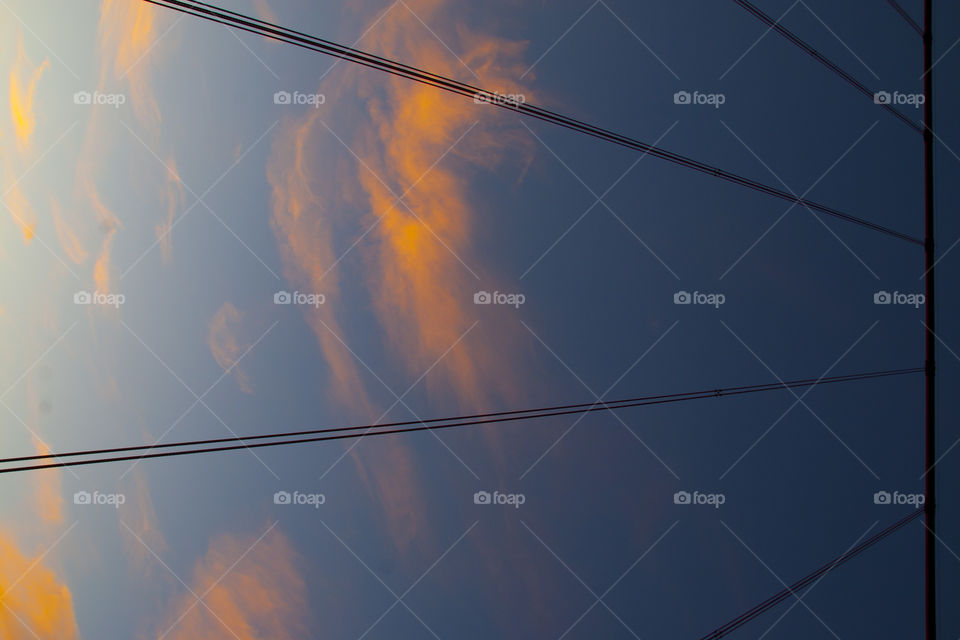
[207,302,253,394]
[50,198,89,264]
[120,470,169,576]
[155,527,309,640]
[351,0,535,408]
[264,0,538,558]
[8,37,49,151]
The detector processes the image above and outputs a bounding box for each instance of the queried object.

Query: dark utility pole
[922,0,936,639]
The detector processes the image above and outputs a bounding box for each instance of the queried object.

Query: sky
[0,0,957,638]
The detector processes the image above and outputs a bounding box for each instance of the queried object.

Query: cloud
[264,0,537,555]
[66,0,176,291]
[155,527,309,640]
[93,225,116,295]
[207,302,253,393]
[3,178,37,243]
[51,198,89,264]
[156,156,185,262]
[0,533,79,639]
[334,0,536,409]
[8,37,49,151]
[21,375,66,536]
[266,99,435,555]
[96,0,165,129]
[3,37,49,244]
[28,438,65,530]
[266,108,374,410]
[252,0,280,25]
[120,470,168,577]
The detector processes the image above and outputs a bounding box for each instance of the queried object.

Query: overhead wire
[730,0,922,132]
[885,0,925,37]
[142,0,923,246]
[0,367,922,474]
[699,508,924,638]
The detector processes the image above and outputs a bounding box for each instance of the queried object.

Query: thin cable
[0,367,922,474]
[142,0,923,246]
[730,0,922,132]
[1,367,920,464]
[886,0,924,36]
[699,508,924,639]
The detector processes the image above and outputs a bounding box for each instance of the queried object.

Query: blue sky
[0,0,957,638]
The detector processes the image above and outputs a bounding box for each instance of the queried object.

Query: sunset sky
[1,0,958,638]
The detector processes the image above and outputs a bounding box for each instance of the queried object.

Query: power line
[143,0,922,246]
[0,367,921,474]
[886,0,924,36]
[135,2,933,636]
[699,508,924,639]
[730,0,922,132]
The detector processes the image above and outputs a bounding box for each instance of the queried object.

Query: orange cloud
[347,0,535,409]
[156,527,309,640]
[0,532,78,639]
[0,378,77,640]
[28,439,65,530]
[266,109,373,410]
[3,179,36,243]
[97,0,165,129]
[264,0,537,555]
[267,104,437,554]
[93,229,117,295]
[252,0,279,25]
[8,37,49,151]
[74,173,120,294]
[207,302,253,393]
[66,0,175,291]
